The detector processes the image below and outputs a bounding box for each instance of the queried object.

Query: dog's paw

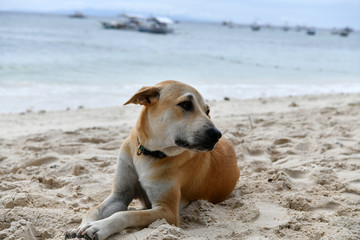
[64,229,78,239]
[64,224,100,240]
[74,220,110,240]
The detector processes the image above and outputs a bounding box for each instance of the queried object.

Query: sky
[1,0,359,29]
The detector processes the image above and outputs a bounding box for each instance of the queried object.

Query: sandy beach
[1,93,360,240]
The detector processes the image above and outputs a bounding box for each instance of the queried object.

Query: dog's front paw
[73,220,111,240]
[64,229,77,239]
[65,228,91,239]
[64,223,100,240]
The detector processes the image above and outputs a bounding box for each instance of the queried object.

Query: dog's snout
[206,128,222,141]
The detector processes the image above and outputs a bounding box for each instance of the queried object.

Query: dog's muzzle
[176,127,222,151]
[202,127,222,149]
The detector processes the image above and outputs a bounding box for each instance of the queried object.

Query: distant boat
[138,17,174,34]
[250,23,261,31]
[344,27,353,33]
[101,21,137,30]
[331,28,339,35]
[101,14,142,30]
[222,21,234,28]
[282,23,290,31]
[306,28,316,35]
[69,12,86,19]
[283,26,290,31]
[339,28,352,37]
[339,27,353,37]
[331,27,352,37]
[339,30,349,37]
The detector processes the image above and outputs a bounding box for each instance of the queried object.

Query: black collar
[137,136,167,158]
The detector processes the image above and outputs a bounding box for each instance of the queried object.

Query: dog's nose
[206,128,222,141]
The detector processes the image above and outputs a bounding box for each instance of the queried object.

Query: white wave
[1,82,360,113]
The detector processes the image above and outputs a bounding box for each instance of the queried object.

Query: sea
[1,12,359,113]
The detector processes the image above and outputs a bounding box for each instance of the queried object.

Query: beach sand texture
[1,93,360,240]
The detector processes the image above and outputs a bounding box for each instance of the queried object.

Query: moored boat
[138,17,174,34]
[250,23,261,31]
[69,12,86,19]
[306,28,316,35]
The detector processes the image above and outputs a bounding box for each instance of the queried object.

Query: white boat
[101,14,142,30]
[101,21,131,29]
[138,17,174,34]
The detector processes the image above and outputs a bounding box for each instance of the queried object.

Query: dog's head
[124,80,222,153]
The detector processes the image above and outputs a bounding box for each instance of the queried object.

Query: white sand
[1,93,360,240]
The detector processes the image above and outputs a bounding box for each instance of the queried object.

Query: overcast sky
[1,0,359,29]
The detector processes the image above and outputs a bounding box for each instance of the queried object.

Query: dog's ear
[124,86,160,106]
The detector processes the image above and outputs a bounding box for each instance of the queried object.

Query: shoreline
[1,82,360,114]
[1,92,360,239]
[1,92,359,137]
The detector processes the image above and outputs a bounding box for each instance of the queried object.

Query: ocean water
[1,12,359,113]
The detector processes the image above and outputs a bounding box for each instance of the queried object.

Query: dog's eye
[206,109,210,116]
[178,101,193,111]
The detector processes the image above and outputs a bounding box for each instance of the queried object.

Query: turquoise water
[1,12,359,113]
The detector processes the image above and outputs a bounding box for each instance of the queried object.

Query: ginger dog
[65,80,239,240]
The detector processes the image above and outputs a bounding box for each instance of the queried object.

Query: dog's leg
[65,151,139,239]
[77,189,180,240]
